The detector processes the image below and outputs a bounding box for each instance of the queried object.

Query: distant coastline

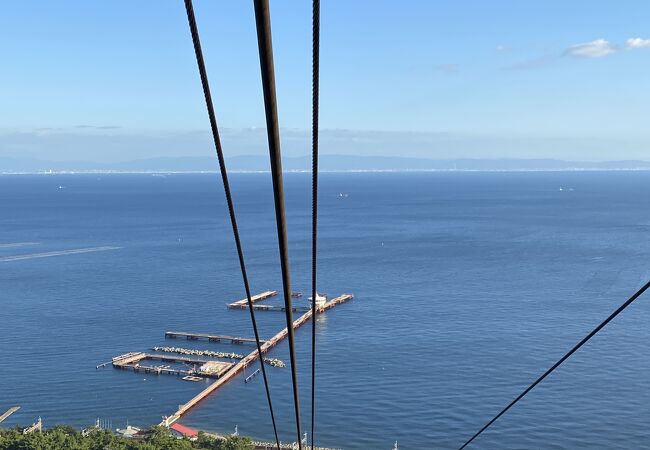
[3,154,650,174]
[6,168,650,175]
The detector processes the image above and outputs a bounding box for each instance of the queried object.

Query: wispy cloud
[504,55,557,71]
[433,63,459,75]
[74,125,121,130]
[34,127,64,132]
[626,37,650,49]
[564,39,617,58]
[506,36,650,70]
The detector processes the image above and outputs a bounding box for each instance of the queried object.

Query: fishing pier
[103,289,353,433]
[227,290,313,312]
[165,331,266,345]
[0,407,20,424]
[161,293,353,426]
[227,291,309,312]
[227,290,278,309]
[111,352,232,378]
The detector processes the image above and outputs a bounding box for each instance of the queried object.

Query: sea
[1,171,650,450]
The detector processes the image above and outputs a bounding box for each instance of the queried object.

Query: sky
[1,0,650,163]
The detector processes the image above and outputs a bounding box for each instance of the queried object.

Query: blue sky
[1,0,650,162]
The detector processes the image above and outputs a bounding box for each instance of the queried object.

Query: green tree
[216,436,254,450]
[143,426,194,450]
[195,432,218,450]
[0,425,221,450]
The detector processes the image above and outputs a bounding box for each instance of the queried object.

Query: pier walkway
[23,418,42,434]
[227,290,278,309]
[112,352,232,378]
[0,407,20,424]
[165,331,265,345]
[243,305,311,313]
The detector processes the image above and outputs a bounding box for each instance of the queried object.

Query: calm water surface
[1,172,650,449]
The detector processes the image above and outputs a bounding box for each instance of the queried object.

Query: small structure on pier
[309,293,327,309]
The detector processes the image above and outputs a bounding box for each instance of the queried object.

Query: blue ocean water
[1,172,650,449]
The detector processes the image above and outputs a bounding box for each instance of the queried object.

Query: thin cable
[253,1,303,448]
[183,1,280,448]
[458,280,650,449]
[310,0,320,449]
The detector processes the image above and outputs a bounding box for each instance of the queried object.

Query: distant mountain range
[3,155,650,173]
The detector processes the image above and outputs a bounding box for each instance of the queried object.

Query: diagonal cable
[310,0,320,449]
[183,1,280,447]
[458,280,650,449]
[253,0,303,447]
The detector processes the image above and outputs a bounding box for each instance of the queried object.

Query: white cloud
[626,37,650,49]
[565,39,617,58]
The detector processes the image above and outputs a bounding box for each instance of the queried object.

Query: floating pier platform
[112,352,233,379]
[162,294,354,426]
[245,368,261,383]
[320,293,354,311]
[244,304,311,313]
[165,331,266,345]
[227,289,347,313]
[23,417,42,434]
[227,290,278,309]
[0,406,20,424]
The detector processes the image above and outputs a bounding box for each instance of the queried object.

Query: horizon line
[5,168,650,175]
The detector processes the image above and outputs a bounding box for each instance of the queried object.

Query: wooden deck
[243,304,311,313]
[321,294,353,311]
[227,290,278,309]
[165,331,266,345]
[23,418,42,434]
[161,294,354,426]
[112,352,233,378]
[0,406,20,424]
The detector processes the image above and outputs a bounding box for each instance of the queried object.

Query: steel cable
[183,1,280,447]
[253,0,303,447]
[310,0,320,449]
[458,280,650,449]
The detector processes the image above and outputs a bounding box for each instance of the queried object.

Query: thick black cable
[253,1,303,448]
[182,1,280,448]
[458,280,650,449]
[310,0,320,449]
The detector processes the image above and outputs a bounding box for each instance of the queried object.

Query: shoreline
[4,167,650,175]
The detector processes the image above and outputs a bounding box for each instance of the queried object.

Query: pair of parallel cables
[183,1,320,448]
